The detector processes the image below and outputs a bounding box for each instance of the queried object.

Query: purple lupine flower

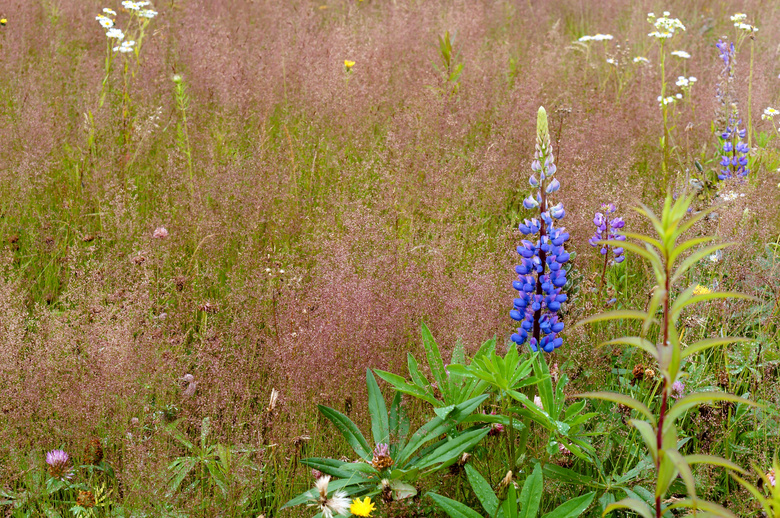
[716,39,734,68]
[510,107,570,354]
[718,119,749,181]
[46,449,73,480]
[589,203,626,264]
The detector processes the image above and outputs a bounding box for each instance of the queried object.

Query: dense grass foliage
[0,0,779,516]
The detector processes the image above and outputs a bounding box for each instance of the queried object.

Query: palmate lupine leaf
[421,322,449,399]
[518,464,543,518]
[540,492,595,518]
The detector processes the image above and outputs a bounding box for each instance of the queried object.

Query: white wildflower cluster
[657,94,683,107]
[762,107,779,121]
[647,11,686,39]
[731,13,758,32]
[670,50,690,59]
[121,1,157,17]
[633,56,649,64]
[114,40,136,53]
[675,76,697,88]
[96,13,114,28]
[720,191,745,202]
[606,58,617,65]
[578,33,613,42]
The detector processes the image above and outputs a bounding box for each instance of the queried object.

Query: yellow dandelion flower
[350,496,376,517]
[344,60,355,70]
[692,284,712,296]
[1,18,7,26]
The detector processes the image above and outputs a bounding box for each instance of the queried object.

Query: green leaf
[682,337,753,359]
[668,236,715,266]
[407,353,429,389]
[299,457,355,479]
[665,392,756,424]
[667,449,696,498]
[375,370,439,406]
[575,392,655,423]
[671,292,756,322]
[318,405,372,460]
[604,497,654,518]
[415,427,490,470]
[427,492,485,518]
[683,454,745,473]
[628,419,658,461]
[366,369,389,445]
[167,457,197,493]
[671,243,733,283]
[572,310,650,330]
[518,464,543,518]
[465,464,500,517]
[396,394,488,466]
[600,337,658,359]
[421,323,449,399]
[542,464,605,488]
[541,492,595,518]
[389,479,417,500]
[664,498,738,517]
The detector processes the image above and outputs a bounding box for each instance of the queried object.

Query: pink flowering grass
[0,0,778,515]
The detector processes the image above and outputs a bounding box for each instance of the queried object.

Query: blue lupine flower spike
[510,107,570,353]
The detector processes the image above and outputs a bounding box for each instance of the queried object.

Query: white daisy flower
[676,76,689,87]
[578,35,593,42]
[762,107,779,120]
[730,13,747,22]
[633,56,649,64]
[96,15,114,28]
[735,22,758,32]
[122,1,141,10]
[593,33,614,41]
[139,9,157,18]
[675,93,683,99]
[113,40,136,53]
[606,58,616,65]
[106,28,124,40]
[671,50,691,59]
[103,8,117,15]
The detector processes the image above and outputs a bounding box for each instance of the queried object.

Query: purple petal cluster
[588,203,626,263]
[45,449,73,480]
[716,39,734,68]
[718,120,749,181]
[510,107,570,354]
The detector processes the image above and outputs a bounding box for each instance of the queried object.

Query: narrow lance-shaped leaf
[664,392,757,425]
[682,337,753,359]
[576,392,655,423]
[572,310,649,330]
[366,369,389,445]
[603,497,654,518]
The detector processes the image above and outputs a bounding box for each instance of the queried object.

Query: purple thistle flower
[511,107,569,354]
[671,380,685,399]
[46,449,73,480]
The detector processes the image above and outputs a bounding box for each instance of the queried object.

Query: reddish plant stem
[655,268,672,518]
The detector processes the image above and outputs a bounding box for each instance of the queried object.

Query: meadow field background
[1,0,779,516]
